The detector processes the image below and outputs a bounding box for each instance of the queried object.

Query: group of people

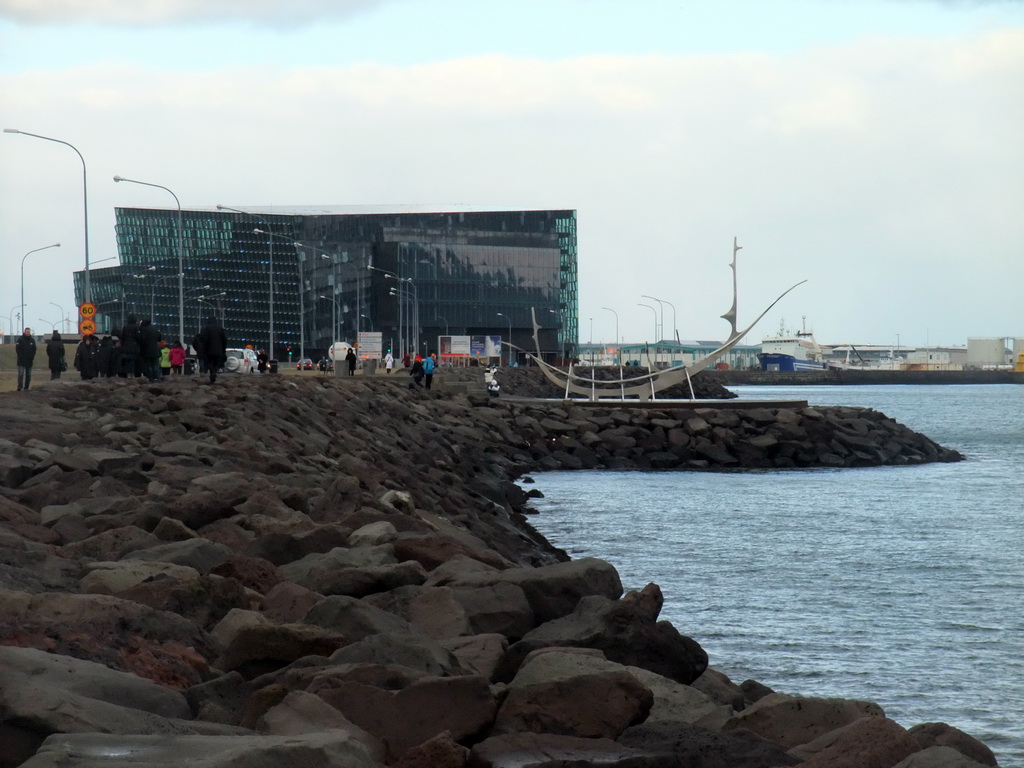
[407,351,438,389]
[12,315,229,389]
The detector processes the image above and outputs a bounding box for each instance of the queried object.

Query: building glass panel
[77,208,577,363]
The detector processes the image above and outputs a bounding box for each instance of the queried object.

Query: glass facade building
[75,207,578,363]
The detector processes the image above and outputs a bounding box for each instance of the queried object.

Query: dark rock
[497,584,708,685]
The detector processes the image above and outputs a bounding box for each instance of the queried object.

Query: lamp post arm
[6,129,90,303]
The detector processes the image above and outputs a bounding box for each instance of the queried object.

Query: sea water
[522,385,1024,766]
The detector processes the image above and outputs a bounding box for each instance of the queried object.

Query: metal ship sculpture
[512,238,805,401]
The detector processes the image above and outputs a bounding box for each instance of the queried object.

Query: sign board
[79,302,96,319]
[79,319,96,335]
[357,331,383,359]
[439,335,472,357]
[470,335,502,359]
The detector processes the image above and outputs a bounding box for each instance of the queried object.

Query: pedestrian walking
[97,336,115,377]
[384,350,394,374]
[46,331,66,380]
[138,319,162,381]
[169,341,186,375]
[345,347,357,376]
[159,341,171,377]
[74,334,100,380]
[15,327,36,391]
[408,354,425,389]
[423,351,436,390]
[196,316,228,384]
[118,315,142,378]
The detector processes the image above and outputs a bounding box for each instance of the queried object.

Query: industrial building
[74,206,577,364]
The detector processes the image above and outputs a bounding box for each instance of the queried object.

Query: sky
[1,0,1022,348]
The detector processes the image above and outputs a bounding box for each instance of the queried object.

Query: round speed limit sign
[79,302,97,319]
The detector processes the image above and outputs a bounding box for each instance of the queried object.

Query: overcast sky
[2,0,1021,347]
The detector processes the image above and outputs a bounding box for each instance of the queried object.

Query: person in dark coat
[46,331,66,380]
[138,318,162,381]
[97,336,115,377]
[73,335,100,380]
[408,354,424,389]
[196,316,228,383]
[191,332,207,373]
[118,315,141,377]
[15,327,36,391]
[345,348,357,376]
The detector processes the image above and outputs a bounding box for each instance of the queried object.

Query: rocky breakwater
[0,374,993,768]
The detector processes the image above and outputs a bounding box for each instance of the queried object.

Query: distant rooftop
[120,204,567,216]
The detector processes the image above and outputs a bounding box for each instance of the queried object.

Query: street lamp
[319,295,342,342]
[21,243,61,334]
[114,176,185,345]
[50,302,66,333]
[496,312,513,366]
[638,303,659,367]
[368,265,406,356]
[436,315,449,335]
[219,205,275,358]
[255,228,309,360]
[602,307,619,367]
[8,305,25,336]
[386,274,418,356]
[643,296,675,364]
[39,317,58,331]
[191,292,227,325]
[4,129,91,303]
[320,254,340,344]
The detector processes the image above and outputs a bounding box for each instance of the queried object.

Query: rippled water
[523,385,1024,766]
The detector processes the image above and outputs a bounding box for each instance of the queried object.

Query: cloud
[0,0,390,26]
[2,29,1022,344]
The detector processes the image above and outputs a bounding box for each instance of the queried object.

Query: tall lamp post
[8,305,25,336]
[50,302,66,333]
[642,294,676,363]
[319,295,342,343]
[368,265,404,356]
[496,312,513,366]
[602,306,619,367]
[386,274,418,356]
[638,302,658,365]
[320,254,339,344]
[255,228,309,360]
[219,206,274,358]
[21,243,61,333]
[4,129,91,303]
[114,176,185,346]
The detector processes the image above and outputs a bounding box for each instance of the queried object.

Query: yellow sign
[79,302,97,319]
[79,319,96,335]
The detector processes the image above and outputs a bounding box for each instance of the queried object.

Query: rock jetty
[0,371,994,768]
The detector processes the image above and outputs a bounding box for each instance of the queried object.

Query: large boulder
[794,715,921,767]
[19,730,385,768]
[316,674,497,761]
[362,584,473,639]
[0,646,246,768]
[0,589,215,689]
[440,557,622,625]
[302,594,424,640]
[215,622,348,675]
[618,721,800,768]
[493,667,652,739]
[469,732,669,768]
[496,584,708,685]
[907,722,998,767]
[722,692,884,750]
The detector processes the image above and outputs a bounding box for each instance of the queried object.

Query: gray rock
[20,730,385,768]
